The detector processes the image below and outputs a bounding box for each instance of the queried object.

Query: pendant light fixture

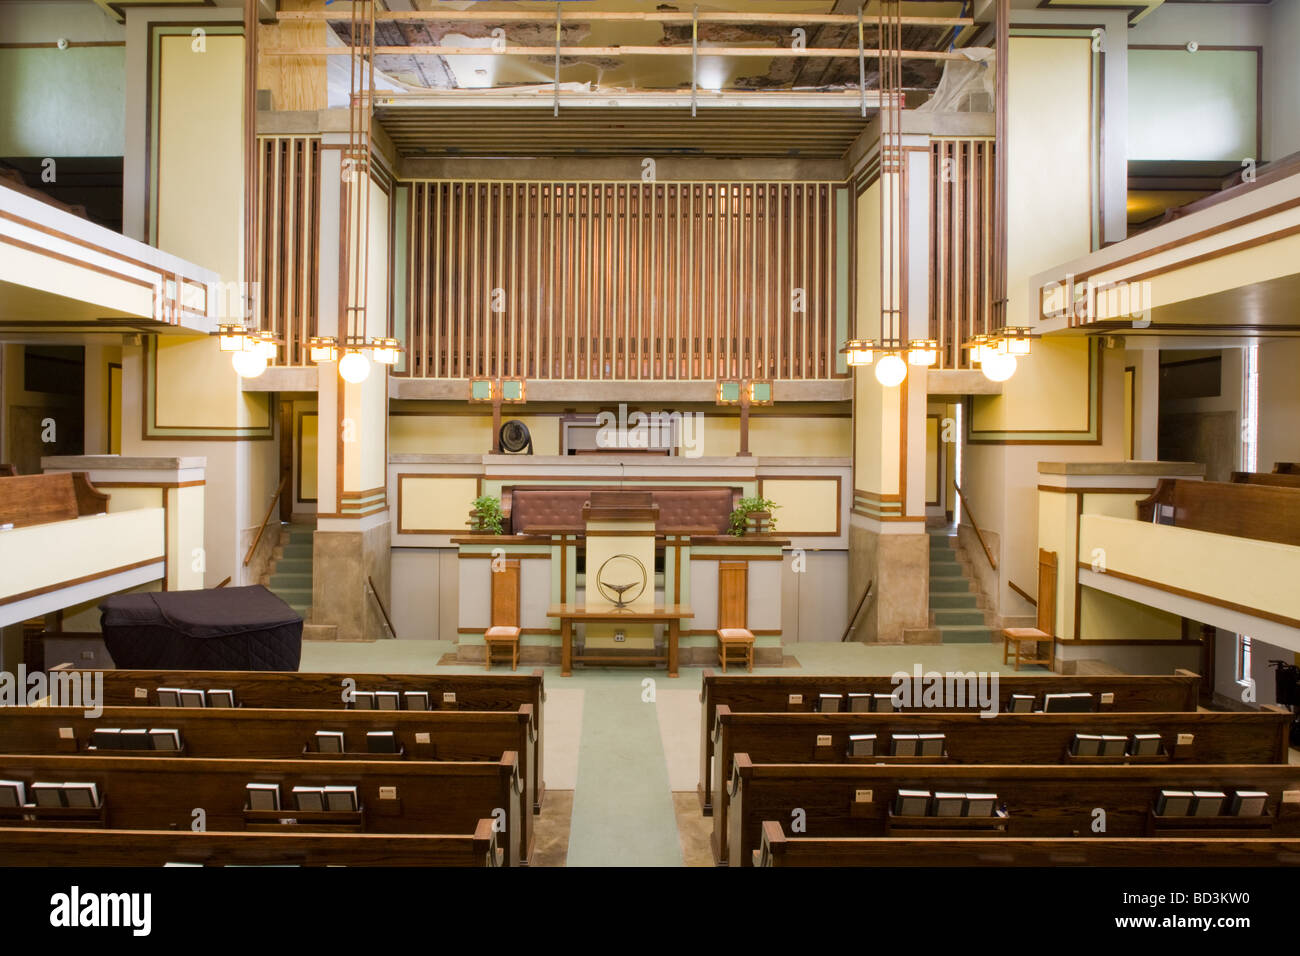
[872,0,907,388]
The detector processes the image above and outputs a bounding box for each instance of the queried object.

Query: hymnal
[156,688,180,708]
[375,691,400,711]
[352,691,375,710]
[1230,791,1268,817]
[933,792,965,817]
[1130,733,1162,756]
[314,730,345,754]
[324,785,359,812]
[246,783,280,811]
[177,689,206,709]
[873,693,895,713]
[1099,735,1128,757]
[292,786,326,812]
[818,693,842,714]
[90,728,122,750]
[0,780,26,808]
[918,733,945,757]
[1155,789,1194,816]
[890,734,919,757]
[847,693,872,713]
[1193,790,1226,817]
[62,783,99,809]
[366,731,399,754]
[32,783,65,808]
[119,729,153,751]
[1008,694,1034,714]
[148,729,181,752]
[404,691,430,712]
[1043,692,1093,713]
[964,793,998,817]
[848,734,876,758]
[1070,734,1102,757]
[894,790,931,816]
[207,689,235,708]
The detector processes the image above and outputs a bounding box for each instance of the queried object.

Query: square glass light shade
[470,379,494,401]
[968,335,990,365]
[840,339,875,366]
[370,338,402,365]
[907,340,938,366]
[308,337,339,363]
[217,324,246,353]
[717,381,742,405]
[255,333,279,360]
[500,379,525,402]
[997,328,1033,356]
[749,381,773,405]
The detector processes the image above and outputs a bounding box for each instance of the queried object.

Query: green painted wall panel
[0,47,125,157]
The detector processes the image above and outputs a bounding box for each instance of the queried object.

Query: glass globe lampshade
[981,351,1018,382]
[874,352,908,387]
[338,350,371,384]
[232,348,267,378]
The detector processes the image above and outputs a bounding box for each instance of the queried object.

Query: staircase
[265,523,314,619]
[928,528,996,643]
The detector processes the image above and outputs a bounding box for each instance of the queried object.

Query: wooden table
[548,604,693,678]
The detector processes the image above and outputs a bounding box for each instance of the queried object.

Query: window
[1241,344,1259,472]
[1236,634,1253,686]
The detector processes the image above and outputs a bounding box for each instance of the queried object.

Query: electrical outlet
[1100,692,1115,705]
[614,630,626,643]
[1176,732,1194,747]
[854,789,873,803]
[134,688,148,699]
[379,786,398,801]
[816,734,833,747]
[415,732,431,745]
[788,694,803,707]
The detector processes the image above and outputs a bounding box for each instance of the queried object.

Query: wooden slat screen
[929,138,993,370]
[403,180,843,381]
[256,135,321,366]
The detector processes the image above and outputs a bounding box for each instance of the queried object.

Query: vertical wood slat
[254,136,321,367]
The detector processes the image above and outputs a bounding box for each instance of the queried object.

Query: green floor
[299,639,1032,866]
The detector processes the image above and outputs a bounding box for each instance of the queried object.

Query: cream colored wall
[761,478,839,535]
[1257,339,1300,470]
[0,510,164,601]
[398,475,478,535]
[1079,587,1183,641]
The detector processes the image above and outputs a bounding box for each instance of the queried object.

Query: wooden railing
[840,580,874,642]
[244,475,288,567]
[952,482,997,570]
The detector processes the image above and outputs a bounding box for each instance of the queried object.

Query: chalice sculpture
[595,554,648,609]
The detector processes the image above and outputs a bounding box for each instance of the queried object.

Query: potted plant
[728,495,779,537]
[469,494,504,535]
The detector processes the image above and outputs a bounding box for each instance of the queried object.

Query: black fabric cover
[99,586,302,671]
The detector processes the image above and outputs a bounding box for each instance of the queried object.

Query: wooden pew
[53,666,547,814]
[0,704,537,865]
[697,669,1202,814]
[0,751,527,866]
[726,755,1300,866]
[758,821,1300,867]
[709,705,1294,863]
[0,472,108,528]
[1231,470,1300,489]
[0,823,501,867]
[1137,478,1300,545]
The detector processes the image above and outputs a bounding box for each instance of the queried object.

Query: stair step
[280,544,313,559]
[930,577,971,593]
[275,558,313,574]
[930,593,980,609]
[933,609,987,626]
[269,573,312,589]
[273,588,313,604]
[938,624,996,643]
[929,557,961,569]
[286,531,314,544]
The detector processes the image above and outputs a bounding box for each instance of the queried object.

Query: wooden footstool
[484,625,521,671]
[1002,627,1053,671]
[718,627,755,673]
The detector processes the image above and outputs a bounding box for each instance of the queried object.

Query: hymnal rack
[242,805,367,832]
[882,809,1010,836]
[0,800,109,828]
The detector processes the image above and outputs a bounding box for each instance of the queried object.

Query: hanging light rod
[264,44,968,60]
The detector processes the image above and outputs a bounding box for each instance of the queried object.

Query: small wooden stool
[1002,627,1052,671]
[718,628,755,673]
[485,559,521,671]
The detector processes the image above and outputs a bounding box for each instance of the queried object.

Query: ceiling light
[338,350,371,384]
[981,351,1018,382]
[907,339,938,367]
[874,353,907,387]
[232,348,267,378]
[840,339,875,367]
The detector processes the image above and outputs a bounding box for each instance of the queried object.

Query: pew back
[0,751,525,865]
[0,472,108,528]
[0,824,500,867]
[1137,478,1300,545]
[52,667,546,813]
[727,756,1300,865]
[697,670,1202,813]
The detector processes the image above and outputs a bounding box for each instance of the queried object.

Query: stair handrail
[244,475,288,567]
[1008,580,1037,607]
[952,482,997,571]
[840,580,874,642]
[367,575,398,640]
